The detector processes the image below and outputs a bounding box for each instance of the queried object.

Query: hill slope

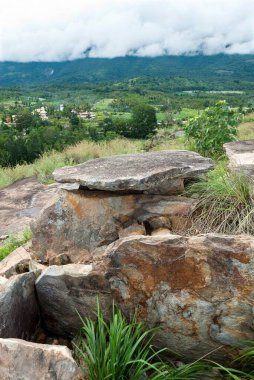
[1,55,254,86]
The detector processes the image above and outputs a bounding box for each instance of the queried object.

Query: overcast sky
[0,0,254,61]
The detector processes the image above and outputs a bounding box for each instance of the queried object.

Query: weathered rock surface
[31,190,196,264]
[0,177,59,237]
[0,246,31,278]
[53,150,213,194]
[224,139,254,177]
[0,272,39,339]
[36,234,254,360]
[36,264,111,337]
[0,338,82,380]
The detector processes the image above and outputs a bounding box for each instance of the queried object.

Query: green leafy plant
[184,101,242,157]
[0,228,32,261]
[74,301,164,380]
[186,163,254,234]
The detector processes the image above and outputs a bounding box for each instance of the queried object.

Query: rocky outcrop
[53,150,213,194]
[0,272,39,339]
[224,139,254,177]
[0,338,82,380]
[35,234,254,360]
[0,246,31,278]
[32,150,212,264]
[31,192,197,264]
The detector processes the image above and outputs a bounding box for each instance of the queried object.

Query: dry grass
[238,121,254,140]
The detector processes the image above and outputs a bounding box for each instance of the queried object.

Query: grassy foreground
[0,137,185,189]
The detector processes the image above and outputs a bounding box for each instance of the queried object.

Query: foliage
[186,163,254,234]
[184,101,242,157]
[0,228,32,261]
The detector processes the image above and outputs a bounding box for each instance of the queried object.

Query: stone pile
[1,150,254,378]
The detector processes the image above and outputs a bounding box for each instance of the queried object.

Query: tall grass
[186,162,254,234]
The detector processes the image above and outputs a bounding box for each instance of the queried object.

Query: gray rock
[0,246,31,278]
[0,272,39,339]
[53,150,213,194]
[224,139,254,177]
[0,338,82,380]
[0,177,60,237]
[35,264,111,337]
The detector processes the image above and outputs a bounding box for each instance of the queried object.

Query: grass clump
[186,162,254,235]
[74,302,163,380]
[0,228,32,261]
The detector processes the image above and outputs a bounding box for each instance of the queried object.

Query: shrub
[184,101,242,158]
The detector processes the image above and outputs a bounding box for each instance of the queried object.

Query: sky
[0,0,254,62]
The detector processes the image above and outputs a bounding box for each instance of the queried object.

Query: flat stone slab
[224,140,254,177]
[53,150,213,194]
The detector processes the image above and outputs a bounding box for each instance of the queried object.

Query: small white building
[34,107,48,120]
[78,111,96,119]
[59,104,64,112]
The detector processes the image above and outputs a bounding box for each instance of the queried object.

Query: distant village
[3,104,96,126]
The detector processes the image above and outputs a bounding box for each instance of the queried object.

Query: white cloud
[0,0,254,61]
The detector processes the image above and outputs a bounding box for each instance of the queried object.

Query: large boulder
[31,191,196,264]
[0,338,82,380]
[0,272,39,339]
[53,150,213,194]
[35,234,254,360]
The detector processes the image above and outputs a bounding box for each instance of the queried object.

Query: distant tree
[15,110,35,132]
[69,113,80,128]
[130,104,157,138]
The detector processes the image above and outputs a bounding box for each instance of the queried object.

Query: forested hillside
[2,54,254,87]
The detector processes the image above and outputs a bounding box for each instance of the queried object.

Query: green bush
[184,101,242,158]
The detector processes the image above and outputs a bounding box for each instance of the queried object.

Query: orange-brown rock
[31,189,196,264]
[35,234,254,360]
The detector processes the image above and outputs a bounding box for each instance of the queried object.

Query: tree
[184,101,243,157]
[15,110,36,133]
[130,104,157,139]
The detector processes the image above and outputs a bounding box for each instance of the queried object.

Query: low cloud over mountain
[0,0,254,61]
